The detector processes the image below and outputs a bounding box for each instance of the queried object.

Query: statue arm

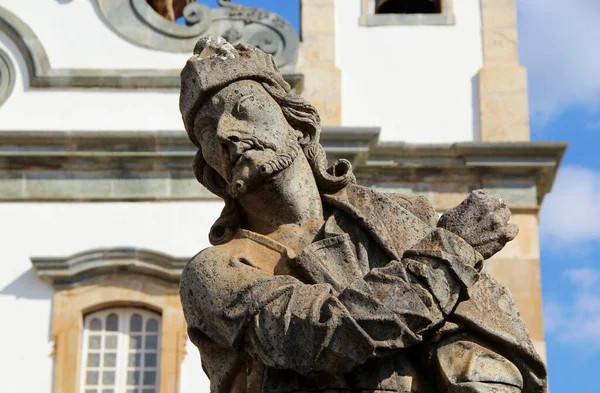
[180,228,482,375]
[434,335,524,393]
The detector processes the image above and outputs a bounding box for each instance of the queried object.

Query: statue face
[194,80,301,197]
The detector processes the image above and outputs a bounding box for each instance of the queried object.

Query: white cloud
[545,268,600,348]
[564,268,600,289]
[539,166,600,245]
[517,0,600,124]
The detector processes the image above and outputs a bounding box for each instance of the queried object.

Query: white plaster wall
[0,35,184,131]
[0,201,222,393]
[0,0,187,131]
[1,0,191,69]
[334,0,484,142]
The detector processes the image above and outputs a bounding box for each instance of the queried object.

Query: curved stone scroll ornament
[0,48,15,107]
[96,0,298,72]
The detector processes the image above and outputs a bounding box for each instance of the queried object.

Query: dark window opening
[375,0,441,14]
[147,0,193,22]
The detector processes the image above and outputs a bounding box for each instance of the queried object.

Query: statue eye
[235,94,256,118]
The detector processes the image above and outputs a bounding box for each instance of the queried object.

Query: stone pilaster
[485,213,547,362]
[477,1,545,357]
[478,0,530,141]
[297,0,342,126]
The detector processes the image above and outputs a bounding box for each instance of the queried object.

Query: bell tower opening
[375,0,442,14]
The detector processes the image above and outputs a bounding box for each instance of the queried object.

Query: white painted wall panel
[0,35,183,131]
[1,0,190,69]
[0,201,222,393]
[334,0,484,142]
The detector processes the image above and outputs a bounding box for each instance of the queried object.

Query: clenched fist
[437,190,519,259]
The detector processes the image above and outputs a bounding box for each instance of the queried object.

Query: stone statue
[179,37,547,393]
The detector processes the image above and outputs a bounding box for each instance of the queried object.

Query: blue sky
[186,1,300,32]
[519,1,600,391]
[200,1,598,391]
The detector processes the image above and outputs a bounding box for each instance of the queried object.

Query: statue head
[180,36,355,245]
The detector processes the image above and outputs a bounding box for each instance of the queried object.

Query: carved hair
[193,82,356,245]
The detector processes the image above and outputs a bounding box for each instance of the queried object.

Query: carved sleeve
[180,228,482,375]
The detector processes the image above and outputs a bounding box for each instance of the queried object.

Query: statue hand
[437,190,518,259]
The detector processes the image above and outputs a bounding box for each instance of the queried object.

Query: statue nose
[215,117,241,143]
[217,131,245,158]
[215,118,247,158]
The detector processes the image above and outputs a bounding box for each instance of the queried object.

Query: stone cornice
[31,248,188,288]
[0,129,566,205]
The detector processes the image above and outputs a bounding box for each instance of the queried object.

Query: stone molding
[96,0,298,73]
[0,129,566,206]
[0,5,302,90]
[0,47,15,106]
[359,0,455,26]
[47,273,187,393]
[31,248,189,288]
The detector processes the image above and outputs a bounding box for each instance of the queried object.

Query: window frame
[49,274,187,393]
[80,308,163,393]
[359,0,456,26]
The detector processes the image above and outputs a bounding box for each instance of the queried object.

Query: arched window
[81,308,162,393]
[376,0,441,14]
[31,248,188,393]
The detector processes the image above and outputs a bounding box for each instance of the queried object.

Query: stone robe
[180,184,547,393]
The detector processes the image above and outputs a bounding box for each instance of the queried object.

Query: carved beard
[226,138,301,198]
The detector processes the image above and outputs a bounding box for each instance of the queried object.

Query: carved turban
[180,36,291,147]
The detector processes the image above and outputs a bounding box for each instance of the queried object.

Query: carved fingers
[437,190,519,260]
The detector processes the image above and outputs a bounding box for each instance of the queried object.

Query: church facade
[0,1,565,393]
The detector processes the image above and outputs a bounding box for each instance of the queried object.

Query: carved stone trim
[0,5,302,89]
[0,48,15,106]
[95,0,298,72]
[31,248,189,288]
[130,0,212,39]
[360,0,455,26]
[47,273,186,393]
[0,129,566,205]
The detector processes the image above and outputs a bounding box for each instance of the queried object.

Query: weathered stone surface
[178,37,547,393]
[438,189,519,259]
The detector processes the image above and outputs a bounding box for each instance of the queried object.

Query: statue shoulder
[185,237,252,270]
[183,234,287,280]
[188,245,223,265]
[181,245,230,283]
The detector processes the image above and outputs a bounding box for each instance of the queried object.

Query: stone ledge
[0,129,566,204]
[0,174,215,201]
[31,248,189,288]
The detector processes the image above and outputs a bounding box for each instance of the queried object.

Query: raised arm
[180,226,483,375]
